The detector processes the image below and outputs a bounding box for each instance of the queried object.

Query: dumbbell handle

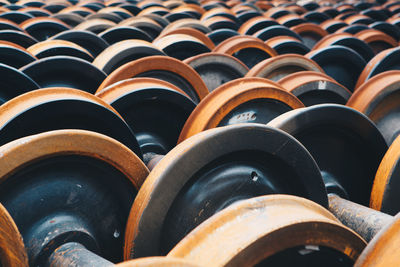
[143,152,165,171]
[328,194,393,242]
[47,242,113,267]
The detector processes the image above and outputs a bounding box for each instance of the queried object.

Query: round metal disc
[119,17,163,39]
[153,34,211,60]
[124,124,328,258]
[312,33,374,62]
[370,21,400,42]
[0,42,36,68]
[355,29,397,55]
[268,104,388,205]
[355,46,400,89]
[371,134,400,214]
[0,11,33,24]
[276,14,307,28]
[355,213,400,266]
[97,55,208,103]
[348,70,400,145]
[93,40,165,74]
[27,39,93,61]
[202,15,238,31]
[0,29,37,48]
[206,28,238,46]
[320,19,347,33]
[265,36,311,55]
[96,78,196,156]
[0,88,142,157]
[86,12,123,23]
[0,18,22,31]
[51,29,109,57]
[0,203,28,267]
[99,26,152,44]
[291,23,328,49]
[246,53,324,82]
[279,71,351,106]
[213,35,277,68]
[75,18,116,34]
[238,17,278,35]
[51,13,84,27]
[306,45,366,92]
[337,24,370,34]
[20,17,70,41]
[184,52,248,92]
[178,77,304,142]
[0,129,148,266]
[21,55,106,93]
[169,195,366,266]
[156,27,215,50]
[253,24,302,42]
[0,63,39,105]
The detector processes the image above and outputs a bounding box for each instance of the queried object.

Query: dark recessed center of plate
[218,99,293,126]
[161,150,308,254]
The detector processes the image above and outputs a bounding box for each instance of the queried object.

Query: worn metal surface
[278,71,351,106]
[97,55,209,103]
[178,77,304,142]
[355,213,400,266]
[245,54,324,81]
[328,194,393,242]
[348,70,400,146]
[124,124,327,259]
[168,195,365,267]
[47,243,113,267]
[0,203,28,267]
[0,129,149,265]
[268,104,388,206]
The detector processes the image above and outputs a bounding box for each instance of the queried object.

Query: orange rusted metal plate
[278,70,351,105]
[213,35,277,59]
[168,195,366,266]
[178,77,304,142]
[355,29,397,54]
[371,133,400,214]
[355,213,400,267]
[19,17,70,30]
[124,123,328,259]
[312,32,353,51]
[291,23,328,49]
[355,47,400,89]
[348,70,400,145]
[97,55,209,103]
[237,16,278,35]
[0,87,121,122]
[153,33,211,60]
[156,27,215,50]
[0,203,28,267]
[264,35,310,55]
[92,39,164,74]
[116,257,198,267]
[245,53,324,81]
[0,129,148,189]
[27,39,92,59]
[74,18,116,32]
[183,52,248,92]
[160,18,210,35]
[96,77,189,98]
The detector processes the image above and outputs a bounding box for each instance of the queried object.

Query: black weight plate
[21,55,106,93]
[307,45,366,92]
[52,30,109,57]
[268,104,387,206]
[0,63,39,104]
